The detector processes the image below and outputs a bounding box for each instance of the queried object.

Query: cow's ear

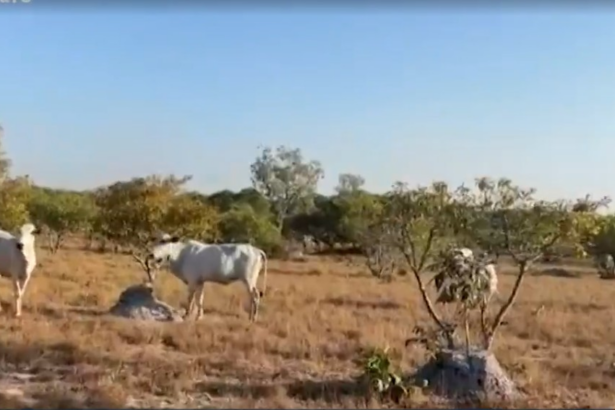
[170,236,180,243]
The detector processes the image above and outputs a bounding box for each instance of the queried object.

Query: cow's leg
[184,283,199,320]
[250,287,261,322]
[195,283,206,321]
[20,275,31,297]
[243,280,260,322]
[17,275,31,318]
[13,279,23,318]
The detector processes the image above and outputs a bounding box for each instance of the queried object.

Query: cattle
[142,235,268,322]
[0,223,39,317]
[595,254,615,279]
[430,247,498,305]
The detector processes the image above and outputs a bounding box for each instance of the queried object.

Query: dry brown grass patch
[0,244,611,407]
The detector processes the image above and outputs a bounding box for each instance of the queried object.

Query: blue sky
[0,8,614,200]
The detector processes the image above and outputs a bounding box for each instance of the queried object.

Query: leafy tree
[28,189,97,253]
[579,214,615,278]
[333,177,398,277]
[93,174,192,251]
[164,193,220,242]
[0,176,32,231]
[358,213,398,280]
[207,190,237,212]
[218,203,282,254]
[234,188,271,216]
[336,190,383,248]
[250,145,324,232]
[0,126,31,231]
[384,181,460,345]
[336,173,365,195]
[454,177,591,350]
[0,124,11,183]
[285,196,343,250]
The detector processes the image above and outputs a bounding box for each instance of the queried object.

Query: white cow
[145,235,268,322]
[480,263,498,303]
[431,247,499,304]
[453,248,498,302]
[0,223,39,317]
[451,247,474,261]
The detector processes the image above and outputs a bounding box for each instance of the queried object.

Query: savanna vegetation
[1,130,615,408]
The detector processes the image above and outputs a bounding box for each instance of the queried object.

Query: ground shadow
[195,377,364,402]
[199,308,239,319]
[33,305,105,319]
[321,296,402,310]
[532,268,581,279]
[269,268,324,277]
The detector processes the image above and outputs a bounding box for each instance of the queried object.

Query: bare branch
[417,227,436,272]
[501,213,520,264]
[400,227,418,268]
[479,301,489,349]
[485,260,529,350]
[408,265,454,348]
[131,251,154,283]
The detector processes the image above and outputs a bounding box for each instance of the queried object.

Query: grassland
[0,240,613,408]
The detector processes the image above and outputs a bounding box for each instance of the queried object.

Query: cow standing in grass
[142,235,268,322]
[0,223,40,317]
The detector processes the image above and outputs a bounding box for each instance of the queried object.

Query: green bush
[218,203,283,254]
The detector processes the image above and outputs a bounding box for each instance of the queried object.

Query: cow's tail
[259,250,268,298]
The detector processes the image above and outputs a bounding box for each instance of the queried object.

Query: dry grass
[0,241,613,408]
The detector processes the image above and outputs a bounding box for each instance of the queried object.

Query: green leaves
[457,177,581,263]
[250,145,324,230]
[164,195,220,242]
[358,346,408,403]
[0,177,32,231]
[28,189,98,252]
[93,175,219,250]
[385,181,458,273]
[218,203,282,254]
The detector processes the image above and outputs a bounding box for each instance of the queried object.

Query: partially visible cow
[143,235,268,322]
[595,253,615,279]
[430,247,498,305]
[0,223,40,317]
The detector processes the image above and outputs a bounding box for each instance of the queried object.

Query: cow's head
[147,234,181,267]
[15,223,40,251]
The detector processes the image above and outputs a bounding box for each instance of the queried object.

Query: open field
[0,242,614,408]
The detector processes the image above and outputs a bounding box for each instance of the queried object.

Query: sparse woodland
[2,130,615,407]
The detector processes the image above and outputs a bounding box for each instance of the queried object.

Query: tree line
[1,138,615,273]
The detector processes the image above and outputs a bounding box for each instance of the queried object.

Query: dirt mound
[109,283,183,322]
[413,348,521,404]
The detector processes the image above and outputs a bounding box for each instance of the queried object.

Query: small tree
[28,189,97,253]
[285,196,343,251]
[336,173,366,195]
[359,216,398,280]
[218,203,282,254]
[93,174,191,252]
[164,194,220,242]
[335,175,384,249]
[370,177,594,403]
[0,124,11,184]
[384,181,460,346]
[0,176,32,232]
[0,127,31,231]
[250,145,324,232]
[579,214,615,278]
[338,190,398,279]
[455,177,588,350]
